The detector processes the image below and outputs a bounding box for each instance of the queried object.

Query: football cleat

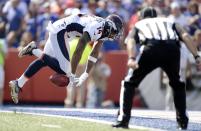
[18,41,37,58]
[9,80,21,104]
[112,121,129,129]
[177,115,189,130]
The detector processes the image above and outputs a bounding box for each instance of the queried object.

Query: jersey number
[97,27,102,34]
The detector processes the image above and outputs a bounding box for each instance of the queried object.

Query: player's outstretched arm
[175,23,201,70]
[175,23,198,57]
[126,38,139,69]
[71,32,91,74]
[76,40,103,87]
[85,40,103,73]
[125,27,139,69]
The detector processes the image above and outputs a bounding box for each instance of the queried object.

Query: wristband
[88,56,97,63]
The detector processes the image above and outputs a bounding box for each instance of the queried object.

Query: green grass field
[0,112,144,131]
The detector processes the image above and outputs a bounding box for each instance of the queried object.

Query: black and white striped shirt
[126,17,181,44]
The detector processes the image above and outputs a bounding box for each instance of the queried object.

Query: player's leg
[18,40,47,61]
[163,69,188,129]
[113,69,136,128]
[0,65,4,105]
[19,34,67,75]
[41,54,66,74]
[113,46,159,128]
[75,65,86,108]
[18,41,38,57]
[44,31,71,75]
[9,38,56,104]
[113,67,158,128]
[161,48,188,130]
[9,55,66,104]
[21,59,47,85]
[9,31,70,104]
[32,39,66,74]
[163,68,188,129]
[64,86,76,107]
[19,31,70,75]
[9,38,49,104]
[9,59,46,104]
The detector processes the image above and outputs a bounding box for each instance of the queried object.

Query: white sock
[17,74,28,88]
[32,49,43,58]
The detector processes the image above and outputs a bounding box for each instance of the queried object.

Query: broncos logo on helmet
[102,14,123,40]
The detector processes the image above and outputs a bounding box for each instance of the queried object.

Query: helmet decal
[102,14,123,40]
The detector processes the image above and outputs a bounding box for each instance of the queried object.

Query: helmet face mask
[103,14,123,40]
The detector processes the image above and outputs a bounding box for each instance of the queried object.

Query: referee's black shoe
[177,115,189,130]
[112,121,129,129]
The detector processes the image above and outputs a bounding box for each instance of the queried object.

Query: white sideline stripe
[118,82,125,121]
[4,107,201,123]
[7,106,201,115]
[41,124,61,128]
[0,110,165,131]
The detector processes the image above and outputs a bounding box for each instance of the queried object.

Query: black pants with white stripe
[118,42,186,123]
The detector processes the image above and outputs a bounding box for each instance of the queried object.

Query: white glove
[68,73,79,87]
[76,72,89,87]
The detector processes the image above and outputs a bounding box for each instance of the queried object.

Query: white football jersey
[46,14,105,41]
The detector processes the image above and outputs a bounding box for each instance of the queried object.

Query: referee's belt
[143,39,180,46]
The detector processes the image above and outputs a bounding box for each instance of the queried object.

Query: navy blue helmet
[104,14,123,40]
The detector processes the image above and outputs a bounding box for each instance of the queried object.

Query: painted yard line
[41,124,61,128]
[0,110,166,131]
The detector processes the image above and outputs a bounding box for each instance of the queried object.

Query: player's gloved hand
[127,57,139,69]
[68,73,79,87]
[195,55,201,71]
[76,72,89,87]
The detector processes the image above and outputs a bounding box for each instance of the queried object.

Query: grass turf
[0,112,145,131]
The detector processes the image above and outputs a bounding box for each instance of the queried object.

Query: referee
[112,7,201,130]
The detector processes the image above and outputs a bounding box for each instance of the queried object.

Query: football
[49,73,69,87]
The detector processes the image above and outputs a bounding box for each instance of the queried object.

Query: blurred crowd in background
[0,0,200,50]
[0,0,201,109]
